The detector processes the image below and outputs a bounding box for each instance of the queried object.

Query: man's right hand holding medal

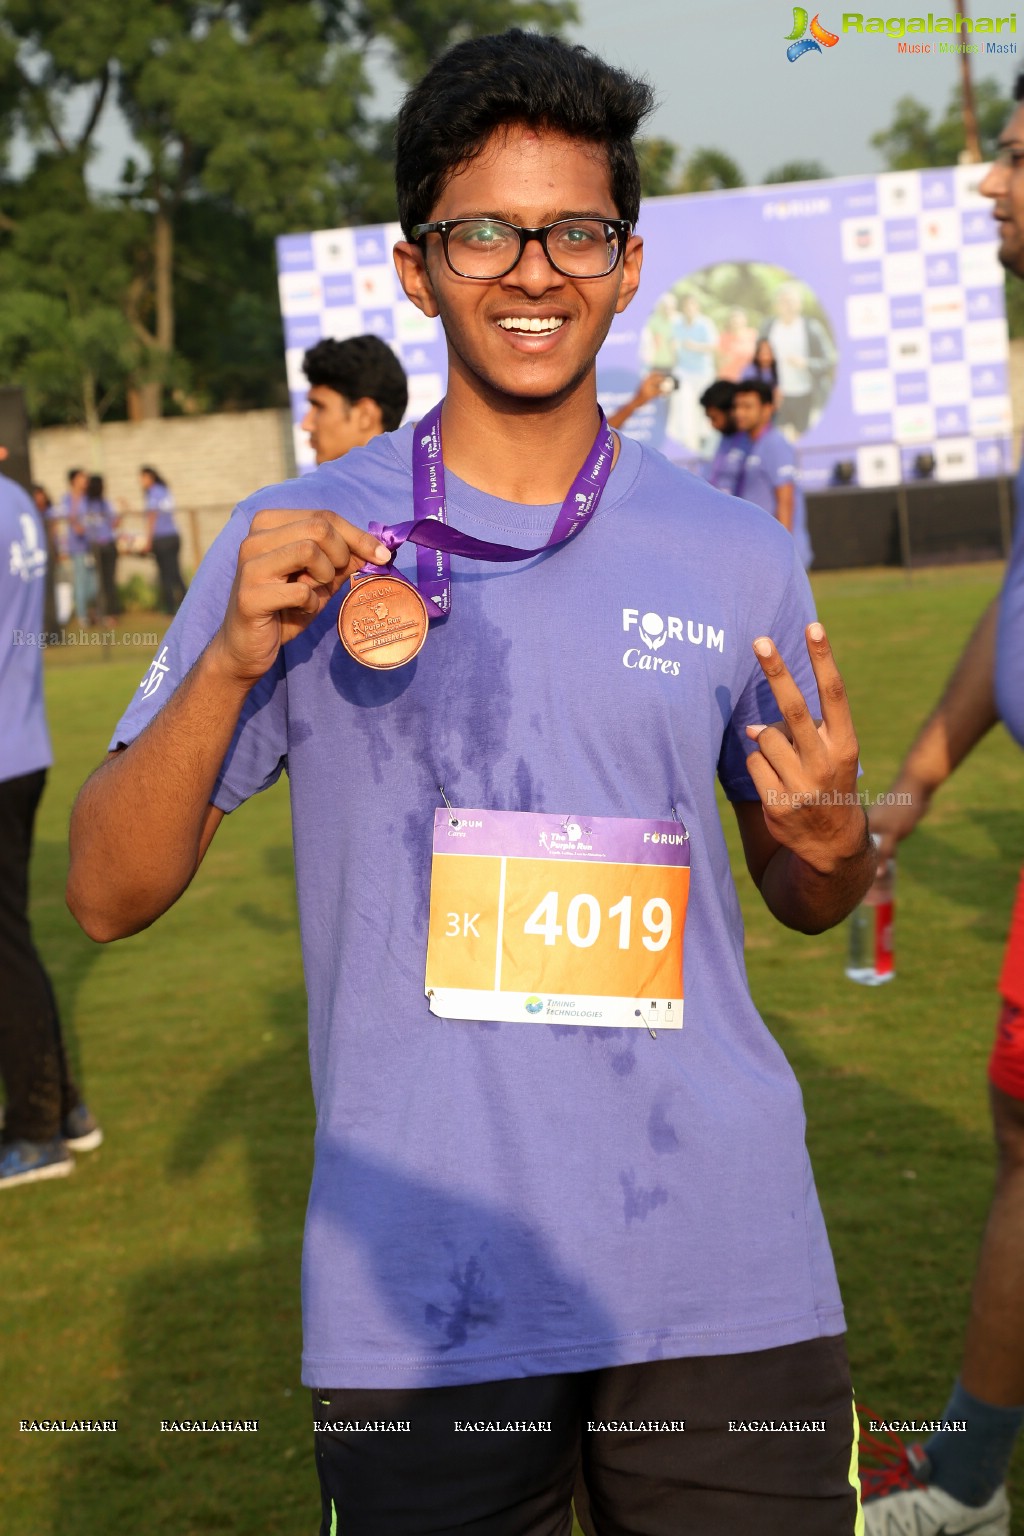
[215,508,391,685]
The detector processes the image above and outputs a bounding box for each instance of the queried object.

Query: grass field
[2,561,1022,1535]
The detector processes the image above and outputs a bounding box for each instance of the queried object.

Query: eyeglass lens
[446,219,620,277]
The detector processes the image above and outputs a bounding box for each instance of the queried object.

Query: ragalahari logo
[786,7,840,59]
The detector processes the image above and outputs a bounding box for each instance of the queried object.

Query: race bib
[425,808,689,1029]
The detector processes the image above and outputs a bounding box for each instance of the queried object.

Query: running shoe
[61,1104,103,1152]
[0,1138,73,1189]
[862,1436,1010,1535]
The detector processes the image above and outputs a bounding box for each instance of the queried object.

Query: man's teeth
[497,317,565,332]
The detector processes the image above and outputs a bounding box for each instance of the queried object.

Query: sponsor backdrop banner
[276,164,1011,490]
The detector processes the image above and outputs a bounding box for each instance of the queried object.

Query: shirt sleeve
[108,504,289,813]
[764,433,797,489]
[717,547,819,803]
[995,479,1024,747]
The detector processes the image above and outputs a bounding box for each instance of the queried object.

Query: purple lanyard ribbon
[359,400,616,618]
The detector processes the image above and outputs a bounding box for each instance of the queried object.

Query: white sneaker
[862,1442,1010,1536]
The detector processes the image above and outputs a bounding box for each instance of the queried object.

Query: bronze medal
[337,573,430,669]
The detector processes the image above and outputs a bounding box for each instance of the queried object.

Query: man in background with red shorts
[864,76,1024,1536]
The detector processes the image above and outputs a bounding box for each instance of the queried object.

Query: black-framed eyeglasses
[410,217,633,280]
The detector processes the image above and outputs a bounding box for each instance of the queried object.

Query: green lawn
[2,564,1021,1534]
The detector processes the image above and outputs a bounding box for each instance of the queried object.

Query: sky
[28,0,1022,194]
[571,0,1018,182]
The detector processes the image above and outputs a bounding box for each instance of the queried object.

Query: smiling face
[981,104,1024,278]
[393,124,642,409]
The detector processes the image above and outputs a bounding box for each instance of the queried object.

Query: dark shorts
[312,1335,860,1536]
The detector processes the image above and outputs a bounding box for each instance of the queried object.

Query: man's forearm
[67,635,252,942]
[775,483,794,533]
[894,597,1000,800]
[758,822,875,935]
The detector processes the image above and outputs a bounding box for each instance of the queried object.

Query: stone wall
[29,408,297,571]
[1009,337,1024,448]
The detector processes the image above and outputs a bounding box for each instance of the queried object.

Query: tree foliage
[351,0,575,83]
[636,139,745,201]
[680,147,744,193]
[871,78,1011,170]
[763,159,831,184]
[0,0,577,425]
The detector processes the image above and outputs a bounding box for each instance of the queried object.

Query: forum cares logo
[785,7,840,58]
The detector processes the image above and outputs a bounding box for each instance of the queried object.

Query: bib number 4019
[522,891,672,951]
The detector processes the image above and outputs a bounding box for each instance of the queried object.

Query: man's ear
[353,398,384,437]
[394,241,440,319]
[614,234,643,317]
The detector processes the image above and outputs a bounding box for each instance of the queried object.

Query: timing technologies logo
[785,7,840,59]
[524,996,545,1016]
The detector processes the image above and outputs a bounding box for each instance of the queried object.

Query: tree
[113,3,377,416]
[679,147,744,193]
[636,136,681,200]
[349,0,576,84]
[635,141,745,201]
[763,159,831,184]
[0,151,145,429]
[0,0,581,425]
[172,202,287,413]
[871,78,1012,169]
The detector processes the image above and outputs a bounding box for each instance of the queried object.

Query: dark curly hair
[302,335,409,432]
[395,30,654,238]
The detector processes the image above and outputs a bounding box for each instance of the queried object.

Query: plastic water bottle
[846,835,895,986]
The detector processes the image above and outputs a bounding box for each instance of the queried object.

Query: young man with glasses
[68,29,873,1534]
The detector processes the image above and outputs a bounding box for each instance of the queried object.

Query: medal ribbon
[356,399,616,617]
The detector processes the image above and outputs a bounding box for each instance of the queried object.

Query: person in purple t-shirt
[0,449,102,1188]
[65,31,876,1535]
[84,473,120,628]
[860,79,1024,1536]
[56,467,94,625]
[697,378,738,487]
[740,338,781,410]
[141,467,187,615]
[728,379,814,569]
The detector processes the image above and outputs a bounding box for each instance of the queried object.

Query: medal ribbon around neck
[337,399,616,669]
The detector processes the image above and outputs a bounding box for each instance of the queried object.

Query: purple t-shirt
[110,426,844,1389]
[146,484,178,540]
[701,433,739,489]
[740,363,777,389]
[713,427,813,571]
[996,451,1024,747]
[57,492,89,556]
[85,498,117,546]
[1,475,52,782]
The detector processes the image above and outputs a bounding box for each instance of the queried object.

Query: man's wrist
[799,806,872,878]
[888,762,938,814]
[204,630,263,703]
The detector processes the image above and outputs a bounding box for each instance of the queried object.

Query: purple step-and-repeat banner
[276,165,1012,490]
